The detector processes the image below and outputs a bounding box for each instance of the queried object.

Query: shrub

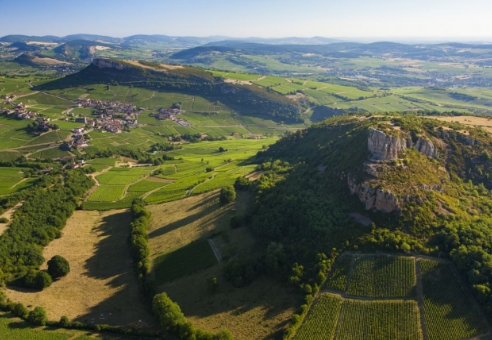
[234,176,250,191]
[219,186,236,205]
[22,270,52,290]
[13,303,29,319]
[230,214,243,229]
[36,271,53,289]
[59,315,70,327]
[28,306,47,326]
[47,255,70,279]
[0,217,8,223]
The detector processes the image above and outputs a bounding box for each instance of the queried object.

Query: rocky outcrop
[368,128,438,160]
[348,176,400,213]
[92,59,127,70]
[415,137,438,158]
[368,128,410,161]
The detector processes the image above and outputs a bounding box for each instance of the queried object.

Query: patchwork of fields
[293,254,489,340]
[83,138,272,210]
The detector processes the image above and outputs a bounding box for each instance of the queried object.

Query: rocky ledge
[92,59,127,70]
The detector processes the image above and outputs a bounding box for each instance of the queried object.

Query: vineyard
[420,259,488,340]
[336,300,422,340]
[293,294,342,340]
[325,255,351,292]
[294,254,490,340]
[347,255,416,298]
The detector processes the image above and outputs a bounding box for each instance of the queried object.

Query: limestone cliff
[348,176,400,213]
[368,128,438,160]
[92,59,127,70]
[415,137,438,158]
[367,128,410,161]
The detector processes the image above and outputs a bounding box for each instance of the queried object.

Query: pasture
[147,190,300,339]
[0,167,37,196]
[5,210,155,328]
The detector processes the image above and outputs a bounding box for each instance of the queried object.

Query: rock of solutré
[367,128,438,160]
[415,137,438,158]
[367,128,410,161]
[348,176,400,213]
[92,59,127,70]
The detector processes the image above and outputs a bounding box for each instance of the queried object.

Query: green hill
[245,114,492,331]
[39,58,303,122]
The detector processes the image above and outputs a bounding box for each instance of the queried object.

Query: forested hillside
[246,114,492,320]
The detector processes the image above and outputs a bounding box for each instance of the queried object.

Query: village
[1,96,195,151]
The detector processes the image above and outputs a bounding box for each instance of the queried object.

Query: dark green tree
[219,186,236,206]
[28,306,47,326]
[47,255,70,279]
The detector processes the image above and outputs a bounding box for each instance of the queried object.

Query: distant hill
[8,41,41,52]
[53,40,114,61]
[39,58,303,122]
[0,33,344,48]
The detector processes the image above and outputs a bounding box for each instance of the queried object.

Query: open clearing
[5,210,155,329]
[147,190,300,339]
[294,253,489,340]
[429,115,492,133]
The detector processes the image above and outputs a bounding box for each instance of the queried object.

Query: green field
[0,167,37,196]
[293,294,343,340]
[420,259,488,340]
[347,255,416,298]
[152,239,217,284]
[295,255,489,340]
[336,299,422,340]
[325,255,351,292]
[0,313,157,340]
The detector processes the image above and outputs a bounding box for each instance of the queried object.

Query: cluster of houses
[73,99,139,133]
[2,102,38,120]
[155,107,191,127]
[75,98,139,115]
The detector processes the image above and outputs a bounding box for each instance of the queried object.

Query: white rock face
[92,59,126,70]
[415,137,438,158]
[368,128,438,160]
[367,128,409,161]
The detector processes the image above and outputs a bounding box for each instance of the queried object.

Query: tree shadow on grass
[148,201,226,239]
[186,193,218,212]
[75,210,156,329]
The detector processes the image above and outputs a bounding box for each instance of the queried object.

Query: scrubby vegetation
[0,169,93,285]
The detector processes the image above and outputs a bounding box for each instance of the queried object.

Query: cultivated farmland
[294,254,490,340]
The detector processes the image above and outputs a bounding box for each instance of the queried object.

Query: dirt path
[0,201,23,236]
[83,166,111,200]
[208,238,222,262]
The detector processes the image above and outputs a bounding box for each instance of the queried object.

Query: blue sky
[1,0,491,40]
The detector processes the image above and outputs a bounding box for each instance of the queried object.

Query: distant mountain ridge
[0,34,343,46]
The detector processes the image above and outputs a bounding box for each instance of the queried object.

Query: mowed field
[293,254,489,340]
[5,210,155,329]
[147,190,301,339]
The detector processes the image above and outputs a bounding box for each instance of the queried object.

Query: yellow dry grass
[429,115,492,133]
[5,210,155,329]
[32,57,70,65]
[147,190,300,339]
[124,60,183,71]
